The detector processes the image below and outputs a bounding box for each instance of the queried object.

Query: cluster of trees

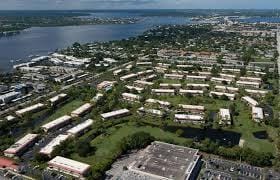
[90,131,154,179]
[158,136,273,167]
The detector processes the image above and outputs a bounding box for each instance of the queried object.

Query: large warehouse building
[123,141,201,180]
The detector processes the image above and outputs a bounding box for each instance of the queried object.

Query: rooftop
[129,141,200,180]
[4,134,38,154]
[48,156,90,175]
[40,134,69,155]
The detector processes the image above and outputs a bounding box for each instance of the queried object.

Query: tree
[211,65,219,76]
[123,132,155,151]
[76,139,95,157]
[175,129,184,137]
[240,68,246,76]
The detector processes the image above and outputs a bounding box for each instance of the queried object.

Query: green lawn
[71,123,187,165]
[147,94,277,154]
[43,99,84,123]
[227,102,277,153]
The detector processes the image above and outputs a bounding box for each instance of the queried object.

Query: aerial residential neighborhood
[0,3,280,180]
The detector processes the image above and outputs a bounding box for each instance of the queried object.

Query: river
[0,12,190,73]
[0,11,280,73]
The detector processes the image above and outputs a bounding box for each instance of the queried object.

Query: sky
[0,0,279,10]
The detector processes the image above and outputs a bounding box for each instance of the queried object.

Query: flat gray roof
[129,141,200,180]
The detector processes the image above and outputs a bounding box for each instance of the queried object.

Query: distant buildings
[48,93,68,106]
[145,98,171,109]
[178,104,205,114]
[179,89,204,96]
[41,115,72,132]
[101,109,130,120]
[71,103,93,117]
[242,96,259,107]
[67,119,93,137]
[122,93,141,102]
[252,107,264,123]
[152,89,175,96]
[219,108,231,125]
[236,81,260,89]
[137,107,164,117]
[209,91,235,100]
[0,91,21,105]
[97,81,116,91]
[15,103,45,117]
[174,114,205,124]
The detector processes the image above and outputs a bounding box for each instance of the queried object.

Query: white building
[67,119,93,137]
[134,80,154,87]
[245,89,268,97]
[122,93,141,102]
[236,81,260,88]
[222,68,240,74]
[174,114,204,124]
[219,108,231,125]
[0,91,21,105]
[91,93,104,103]
[113,69,123,76]
[137,70,154,77]
[41,115,72,132]
[240,76,262,83]
[209,91,235,100]
[120,73,138,81]
[4,134,39,157]
[164,74,184,80]
[101,109,130,120]
[241,96,259,107]
[178,104,205,114]
[136,62,152,66]
[125,85,144,93]
[215,85,239,93]
[198,71,211,77]
[186,75,207,81]
[15,103,45,117]
[97,81,116,91]
[137,107,163,117]
[220,73,236,80]
[40,134,70,157]
[71,103,93,117]
[145,98,171,108]
[159,83,182,89]
[186,84,209,90]
[252,107,264,123]
[179,89,204,96]
[48,156,91,178]
[48,93,68,106]
[211,77,232,85]
[152,89,175,96]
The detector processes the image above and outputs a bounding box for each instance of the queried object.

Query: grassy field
[151,94,277,154]
[43,99,84,123]
[228,102,277,153]
[71,122,187,165]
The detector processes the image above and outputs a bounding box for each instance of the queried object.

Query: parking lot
[204,157,263,180]
[199,169,233,180]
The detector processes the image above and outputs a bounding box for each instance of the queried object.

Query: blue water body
[0,12,190,72]
[239,17,280,23]
[0,11,279,73]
